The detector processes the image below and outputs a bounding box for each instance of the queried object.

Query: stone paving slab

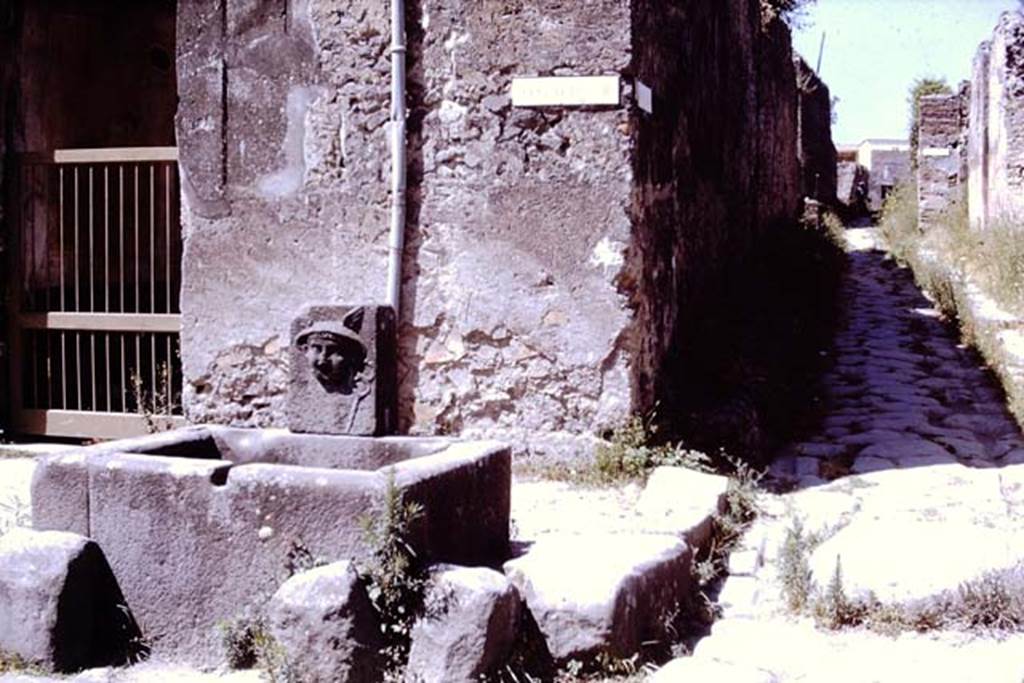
[0,459,36,535]
[684,617,1024,683]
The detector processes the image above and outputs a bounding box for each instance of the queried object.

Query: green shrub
[760,0,816,24]
[218,615,294,681]
[357,469,426,681]
[593,415,711,485]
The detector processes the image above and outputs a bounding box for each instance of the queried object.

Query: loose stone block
[267,561,384,683]
[503,533,692,663]
[407,565,521,683]
[0,528,143,673]
[287,305,396,436]
[809,518,1024,604]
[636,466,728,548]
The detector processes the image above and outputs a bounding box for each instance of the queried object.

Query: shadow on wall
[654,218,847,468]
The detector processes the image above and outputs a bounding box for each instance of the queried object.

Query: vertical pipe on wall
[385,0,407,315]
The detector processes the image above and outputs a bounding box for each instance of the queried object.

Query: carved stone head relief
[294,307,368,394]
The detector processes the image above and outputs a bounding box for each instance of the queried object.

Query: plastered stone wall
[175,0,809,461]
[968,11,1024,229]
[917,92,966,230]
[397,0,635,459]
[176,0,634,460]
[794,56,837,204]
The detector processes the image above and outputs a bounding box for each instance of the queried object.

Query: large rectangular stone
[31,426,510,664]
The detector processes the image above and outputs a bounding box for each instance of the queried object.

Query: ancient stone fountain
[18,304,511,666]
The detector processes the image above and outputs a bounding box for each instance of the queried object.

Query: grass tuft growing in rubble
[776,515,1024,636]
[592,415,715,485]
[0,651,46,675]
[778,518,818,613]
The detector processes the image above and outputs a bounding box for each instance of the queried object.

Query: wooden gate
[8,147,184,438]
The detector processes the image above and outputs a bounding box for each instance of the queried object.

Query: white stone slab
[510,75,620,107]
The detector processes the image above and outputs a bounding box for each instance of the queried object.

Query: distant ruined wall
[968,11,1024,229]
[794,55,837,204]
[917,91,967,230]
[629,0,800,414]
[175,0,809,460]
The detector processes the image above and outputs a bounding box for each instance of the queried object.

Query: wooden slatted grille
[9,148,184,438]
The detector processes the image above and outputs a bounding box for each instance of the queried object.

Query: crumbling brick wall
[794,55,837,204]
[918,91,968,230]
[968,11,1024,229]
[174,0,812,461]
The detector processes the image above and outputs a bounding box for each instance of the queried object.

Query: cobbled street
[669,228,1024,682]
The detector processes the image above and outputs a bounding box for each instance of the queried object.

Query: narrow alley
[669,228,1024,682]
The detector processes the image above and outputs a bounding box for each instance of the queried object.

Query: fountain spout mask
[294,307,372,395]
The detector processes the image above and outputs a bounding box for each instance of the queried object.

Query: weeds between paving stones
[779,518,818,613]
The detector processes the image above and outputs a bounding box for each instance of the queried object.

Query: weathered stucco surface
[397,0,635,459]
[174,0,814,460]
[968,11,1024,229]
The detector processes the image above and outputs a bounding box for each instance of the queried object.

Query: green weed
[779,519,816,613]
[592,415,712,485]
[357,469,427,681]
[218,616,295,682]
[0,651,45,675]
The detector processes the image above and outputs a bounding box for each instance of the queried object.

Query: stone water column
[917,91,967,232]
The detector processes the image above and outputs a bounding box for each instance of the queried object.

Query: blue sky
[792,0,1019,145]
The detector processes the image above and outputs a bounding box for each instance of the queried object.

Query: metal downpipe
[386,0,408,316]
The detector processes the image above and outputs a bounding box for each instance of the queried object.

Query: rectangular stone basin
[31,426,510,662]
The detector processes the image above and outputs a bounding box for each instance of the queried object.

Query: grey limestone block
[407,565,521,683]
[267,561,384,683]
[287,305,396,436]
[0,528,144,673]
[503,533,693,664]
